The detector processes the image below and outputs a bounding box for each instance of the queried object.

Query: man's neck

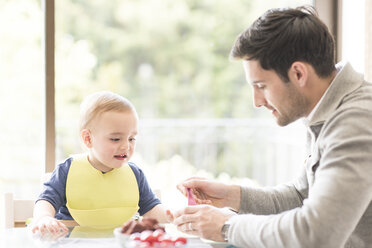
[305,70,337,117]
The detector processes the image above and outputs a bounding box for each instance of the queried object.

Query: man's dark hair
[230,6,335,82]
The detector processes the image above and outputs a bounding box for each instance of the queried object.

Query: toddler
[31,91,169,234]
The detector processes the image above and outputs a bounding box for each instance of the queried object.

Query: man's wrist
[221,218,233,242]
[227,185,241,212]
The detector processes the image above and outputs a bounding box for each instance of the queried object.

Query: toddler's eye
[110,138,120,142]
[129,138,136,142]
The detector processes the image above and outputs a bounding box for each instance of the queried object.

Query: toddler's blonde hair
[79,91,137,132]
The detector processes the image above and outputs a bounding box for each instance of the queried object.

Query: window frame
[365,0,371,81]
[43,0,55,173]
[314,0,342,61]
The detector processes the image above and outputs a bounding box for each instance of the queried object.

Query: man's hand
[177,177,241,211]
[172,205,237,242]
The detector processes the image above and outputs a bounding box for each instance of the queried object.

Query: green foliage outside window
[55,0,261,120]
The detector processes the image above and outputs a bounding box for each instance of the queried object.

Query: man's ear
[289,61,308,87]
[81,129,93,148]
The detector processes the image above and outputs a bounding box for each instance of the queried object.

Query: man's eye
[256,84,265,89]
[110,138,120,142]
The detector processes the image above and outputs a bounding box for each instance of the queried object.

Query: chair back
[3,192,34,228]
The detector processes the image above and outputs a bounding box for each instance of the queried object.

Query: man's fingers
[196,199,212,205]
[186,176,207,181]
[183,178,206,189]
[173,206,202,225]
[174,205,200,217]
[177,223,189,232]
[177,222,199,235]
[176,184,187,196]
[173,213,190,225]
[177,177,208,196]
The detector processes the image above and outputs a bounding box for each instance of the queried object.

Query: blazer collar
[307,62,363,128]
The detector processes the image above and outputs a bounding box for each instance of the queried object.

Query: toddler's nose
[120,141,130,150]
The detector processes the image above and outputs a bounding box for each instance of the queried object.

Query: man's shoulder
[321,91,372,141]
[340,80,372,111]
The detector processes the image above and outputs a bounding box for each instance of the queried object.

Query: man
[172,6,372,248]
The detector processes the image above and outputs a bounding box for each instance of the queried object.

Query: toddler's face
[87,110,138,172]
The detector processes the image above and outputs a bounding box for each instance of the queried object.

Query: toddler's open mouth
[114,154,127,159]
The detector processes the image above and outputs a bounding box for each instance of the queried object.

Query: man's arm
[239,167,308,215]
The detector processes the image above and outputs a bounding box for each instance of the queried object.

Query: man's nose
[253,88,266,108]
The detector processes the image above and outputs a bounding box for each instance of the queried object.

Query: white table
[0,226,236,248]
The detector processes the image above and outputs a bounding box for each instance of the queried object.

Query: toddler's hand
[165,209,174,223]
[30,216,68,240]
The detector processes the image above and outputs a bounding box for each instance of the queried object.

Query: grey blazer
[228,62,372,248]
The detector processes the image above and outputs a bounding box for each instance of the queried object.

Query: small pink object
[187,188,197,205]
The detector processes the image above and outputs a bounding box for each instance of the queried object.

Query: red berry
[173,237,187,244]
[138,241,151,248]
[140,230,152,239]
[129,232,141,241]
[158,234,173,244]
[140,230,155,243]
[152,229,165,240]
[159,242,173,247]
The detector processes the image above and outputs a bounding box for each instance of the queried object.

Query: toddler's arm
[31,200,68,234]
[143,204,173,223]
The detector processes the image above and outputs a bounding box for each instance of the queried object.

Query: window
[341,0,365,73]
[0,0,43,199]
[54,0,311,208]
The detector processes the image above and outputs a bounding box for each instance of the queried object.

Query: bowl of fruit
[114,217,188,248]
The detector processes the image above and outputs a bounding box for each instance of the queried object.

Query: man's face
[243,60,308,126]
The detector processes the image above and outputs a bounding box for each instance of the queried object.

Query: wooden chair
[2,173,53,228]
[3,192,34,228]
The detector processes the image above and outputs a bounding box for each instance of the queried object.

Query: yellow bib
[66,154,139,228]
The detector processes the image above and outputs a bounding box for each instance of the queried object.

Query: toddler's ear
[81,129,93,148]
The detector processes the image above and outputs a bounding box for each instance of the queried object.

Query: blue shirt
[37,157,161,220]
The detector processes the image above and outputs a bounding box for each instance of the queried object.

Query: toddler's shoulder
[52,157,74,177]
[127,161,143,175]
[57,157,74,169]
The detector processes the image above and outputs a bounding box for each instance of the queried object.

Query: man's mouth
[266,106,277,116]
